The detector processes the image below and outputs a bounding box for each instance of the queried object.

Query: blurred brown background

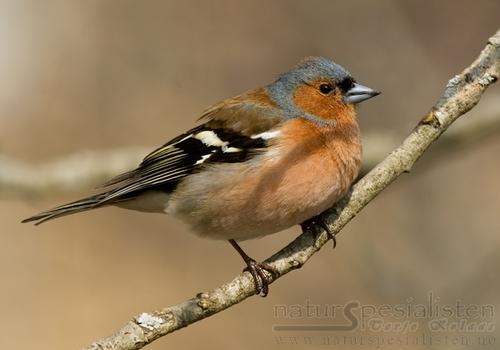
[1,1,500,349]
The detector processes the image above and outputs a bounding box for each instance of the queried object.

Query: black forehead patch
[338,76,355,93]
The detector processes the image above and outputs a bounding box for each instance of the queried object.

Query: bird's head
[267,57,380,123]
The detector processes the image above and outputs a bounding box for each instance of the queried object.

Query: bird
[22,57,379,296]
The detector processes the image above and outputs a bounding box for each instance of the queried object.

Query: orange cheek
[293,85,353,121]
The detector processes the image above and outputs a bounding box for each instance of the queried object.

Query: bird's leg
[300,215,337,248]
[228,239,278,297]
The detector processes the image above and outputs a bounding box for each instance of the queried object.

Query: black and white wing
[96,124,273,205]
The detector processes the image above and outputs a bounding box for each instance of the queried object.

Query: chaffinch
[23,57,379,296]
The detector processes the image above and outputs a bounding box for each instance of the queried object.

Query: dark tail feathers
[21,192,111,225]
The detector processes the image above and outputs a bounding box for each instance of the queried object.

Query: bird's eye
[319,83,333,94]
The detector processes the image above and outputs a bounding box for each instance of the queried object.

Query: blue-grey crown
[282,57,352,85]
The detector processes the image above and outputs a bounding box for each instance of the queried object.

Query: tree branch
[360,98,500,175]
[39,30,500,349]
[0,147,149,197]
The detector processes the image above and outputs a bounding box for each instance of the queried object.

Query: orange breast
[168,117,362,241]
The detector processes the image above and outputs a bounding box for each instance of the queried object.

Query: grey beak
[344,83,380,104]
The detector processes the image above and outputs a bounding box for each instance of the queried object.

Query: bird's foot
[243,259,278,297]
[228,239,278,297]
[301,215,337,248]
